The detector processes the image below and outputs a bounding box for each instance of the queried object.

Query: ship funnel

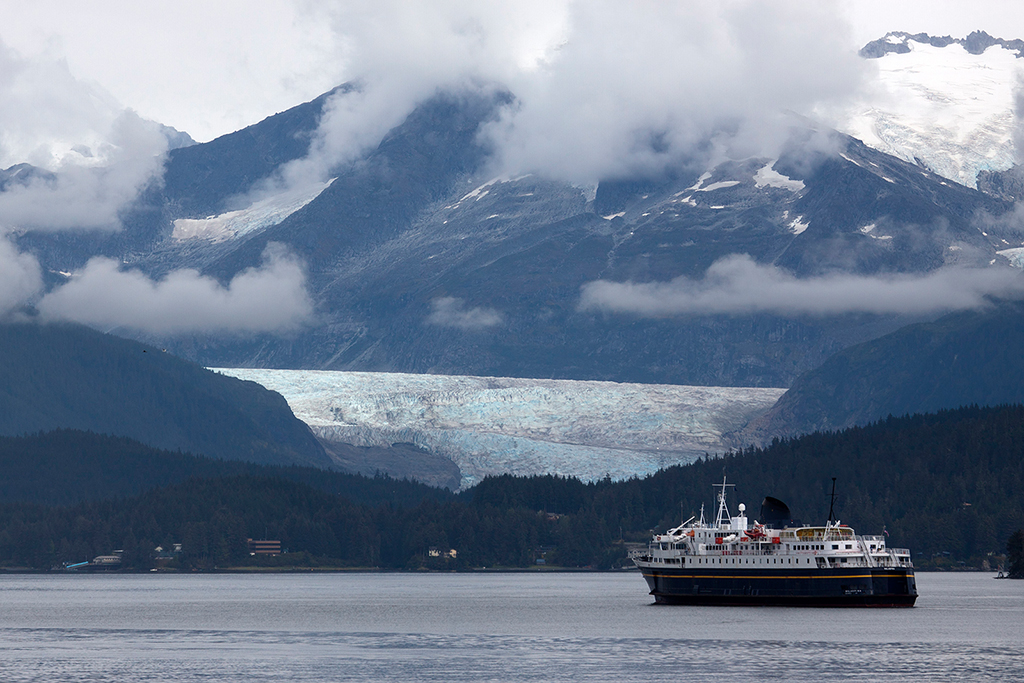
[760,496,792,527]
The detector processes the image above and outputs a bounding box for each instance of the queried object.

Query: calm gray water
[0,572,1021,682]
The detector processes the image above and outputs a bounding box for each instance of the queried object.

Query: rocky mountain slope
[0,323,332,468]
[745,300,1024,439]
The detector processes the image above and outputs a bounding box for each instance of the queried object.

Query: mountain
[0,322,332,468]
[846,31,1022,188]
[155,115,1009,387]
[0,429,449,507]
[746,300,1024,439]
[12,74,1021,389]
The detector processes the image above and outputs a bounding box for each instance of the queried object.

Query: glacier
[213,369,784,490]
[842,37,1021,188]
[172,179,334,242]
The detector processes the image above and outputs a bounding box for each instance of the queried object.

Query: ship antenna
[712,476,735,528]
[827,477,837,525]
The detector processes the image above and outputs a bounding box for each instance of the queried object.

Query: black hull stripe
[643,572,912,580]
[650,594,918,607]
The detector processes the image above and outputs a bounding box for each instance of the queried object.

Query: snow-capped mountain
[17,86,1015,389]
[215,368,783,489]
[842,31,1023,188]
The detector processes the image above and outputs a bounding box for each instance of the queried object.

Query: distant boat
[630,477,918,606]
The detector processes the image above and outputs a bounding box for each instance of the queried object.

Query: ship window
[832,544,839,550]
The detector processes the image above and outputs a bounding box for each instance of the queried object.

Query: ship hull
[640,565,917,607]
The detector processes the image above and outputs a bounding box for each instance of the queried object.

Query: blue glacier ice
[214,369,784,489]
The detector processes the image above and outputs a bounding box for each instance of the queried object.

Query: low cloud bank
[37,244,313,334]
[579,254,1024,317]
[0,236,42,317]
[427,297,503,330]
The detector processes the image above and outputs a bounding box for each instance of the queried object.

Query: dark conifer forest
[1,404,1022,571]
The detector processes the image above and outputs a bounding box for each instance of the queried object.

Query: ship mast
[827,477,837,524]
[712,476,735,528]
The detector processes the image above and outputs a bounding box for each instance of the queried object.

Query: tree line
[2,403,1023,571]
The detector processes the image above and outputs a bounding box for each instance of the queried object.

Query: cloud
[0,110,168,231]
[274,0,868,191]
[37,243,313,334]
[0,236,42,317]
[427,297,503,330]
[578,254,1024,317]
[0,40,169,231]
[0,38,122,170]
[483,0,868,183]
[1014,73,1024,166]
[247,0,563,197]
[3,1,348,144]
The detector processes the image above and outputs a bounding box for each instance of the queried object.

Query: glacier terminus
[215,369,784,490]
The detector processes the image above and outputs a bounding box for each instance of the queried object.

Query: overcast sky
[3,0,1021,144]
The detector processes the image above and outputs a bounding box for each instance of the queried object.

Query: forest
[1,403,1022,571]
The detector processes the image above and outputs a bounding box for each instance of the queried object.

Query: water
[0,572,1020,681]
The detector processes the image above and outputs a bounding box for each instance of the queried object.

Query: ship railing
[694,549,783,557]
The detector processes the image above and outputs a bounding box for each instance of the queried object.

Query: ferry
[630,478,917,606]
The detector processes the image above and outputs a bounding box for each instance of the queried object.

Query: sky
[2,1,1021,145]
[1,0,1024,333]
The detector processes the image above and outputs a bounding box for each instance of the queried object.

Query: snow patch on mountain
[213,369,784,489]
[754,161,805,192]
[172,178,333,242]
[843,36,1022,188]
[685,172,713,191]
[697,180,740,192]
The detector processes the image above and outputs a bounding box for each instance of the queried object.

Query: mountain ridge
[860,30,1024,59]
[10,80,1023,389]
[0,322,332,468]
[744,300,1024,440]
